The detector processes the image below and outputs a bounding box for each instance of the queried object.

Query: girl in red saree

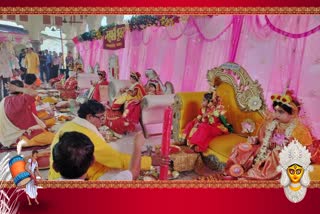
[55,70,78,100]
[106,72,146,135]
[225,91,313,180]
[49,74,64,87]
[91,70,109,102]
[182,92,229,152]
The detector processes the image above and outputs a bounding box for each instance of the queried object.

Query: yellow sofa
[172,62,320,180]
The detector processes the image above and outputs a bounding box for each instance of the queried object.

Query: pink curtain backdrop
[75,15,320,138]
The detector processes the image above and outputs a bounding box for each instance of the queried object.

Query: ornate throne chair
[172,62,266,169]
[172,62,320,180]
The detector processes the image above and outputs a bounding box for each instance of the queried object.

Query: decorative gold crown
[270,89,300,114]
[271,94,293,106]
[98,70,106,77]
[130,71,141,81]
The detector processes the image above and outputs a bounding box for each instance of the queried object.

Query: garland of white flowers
[253,119,297,164]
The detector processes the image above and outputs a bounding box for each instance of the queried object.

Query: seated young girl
[181,92,229,152]
[225,90,313,180]
[146,81,163,95]
[90,70,109,102]
[144,69,165,94]
[105,72,146,135]
[49,74,64,87]
[54,70,78,100]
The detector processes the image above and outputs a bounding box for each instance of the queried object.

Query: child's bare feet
[35,199,39,205]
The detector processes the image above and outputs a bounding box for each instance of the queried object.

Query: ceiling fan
[62,16,83,24]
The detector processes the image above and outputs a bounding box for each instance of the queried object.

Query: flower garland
[75,15,181,43]
[253,119,296,164]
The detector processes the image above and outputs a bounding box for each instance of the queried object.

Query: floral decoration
[248,96,262,111]
[75,15,181,43]
[241,119,256,134]
[271,133,287,146]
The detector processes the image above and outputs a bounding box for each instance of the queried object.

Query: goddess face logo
[277,139,313,203]
[287,164,304,184]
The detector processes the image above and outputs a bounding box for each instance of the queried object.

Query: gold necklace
[289,184,302,192]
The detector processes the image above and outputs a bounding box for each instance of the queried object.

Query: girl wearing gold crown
[106,71,146,135]
[225,90,313,180]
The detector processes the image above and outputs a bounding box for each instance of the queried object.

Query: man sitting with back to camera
[52,131,144,180]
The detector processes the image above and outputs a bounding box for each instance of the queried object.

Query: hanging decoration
[74,15,181,43]
[103,24,126,50]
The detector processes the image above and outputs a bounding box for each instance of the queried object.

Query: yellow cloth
[42,97,58,104]
[25,52,40,74]
[310,164,320,181]
[204,133,247,162]
[37,111,56,127]
[292,121,313,146]
[20,131,55,147]
[175,92,206,140]
[216,83,264,135]
[37,110,49,119]
[48,121,152,180]
[113,92,129,106]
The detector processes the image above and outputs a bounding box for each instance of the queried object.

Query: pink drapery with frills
[76,15,320,138]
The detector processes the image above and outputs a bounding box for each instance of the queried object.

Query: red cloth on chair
[92,80,109,102]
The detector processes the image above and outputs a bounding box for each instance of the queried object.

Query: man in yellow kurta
[25,48,40,74]
[48,100,165,180]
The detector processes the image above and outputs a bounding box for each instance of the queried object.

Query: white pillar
[86,16,103,31]
[65,41,75,54]
[22,15,44,51]
[29,40,41,52]
[107,15,124,25]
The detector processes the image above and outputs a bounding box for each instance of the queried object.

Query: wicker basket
[169,146,200,172]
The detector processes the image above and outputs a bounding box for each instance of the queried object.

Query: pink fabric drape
[229,15,244,62]
[75,15,320,138]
